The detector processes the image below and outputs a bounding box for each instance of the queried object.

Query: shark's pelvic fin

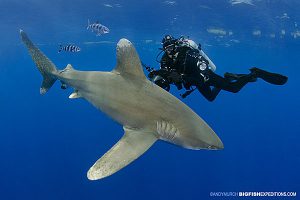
[113,39,146,80]
[87,127,157,180]
[20,30,58,94]
[69,90,81,99]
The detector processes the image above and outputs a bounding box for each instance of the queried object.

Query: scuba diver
[146,35,288,102]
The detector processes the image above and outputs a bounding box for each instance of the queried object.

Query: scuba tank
[200,50,217,72]
[180,38,217,72]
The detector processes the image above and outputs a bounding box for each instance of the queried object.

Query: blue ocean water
[0,0,299,199]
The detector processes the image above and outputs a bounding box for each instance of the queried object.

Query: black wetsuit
[194,69,255,101]
[149,38,287,102]
[158,44,256,101]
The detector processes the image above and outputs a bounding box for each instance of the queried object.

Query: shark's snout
[208,142,224,150]
[207,136,224,150]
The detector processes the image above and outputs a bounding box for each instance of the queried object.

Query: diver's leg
[250,67,288,85]
[208,71,255,93]
[196,82,221,102]
[182,74,221,101]
[224,72,257,82]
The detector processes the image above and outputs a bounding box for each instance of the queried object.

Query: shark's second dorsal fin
[65,64,73,70]
[113,38,146,80]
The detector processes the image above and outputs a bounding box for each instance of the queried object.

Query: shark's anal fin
[87,127,157,180]
[113,39,146,80]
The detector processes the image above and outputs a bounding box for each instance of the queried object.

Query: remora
[20,30,224,180]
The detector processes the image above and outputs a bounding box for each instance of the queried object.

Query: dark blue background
[0,0,299,199]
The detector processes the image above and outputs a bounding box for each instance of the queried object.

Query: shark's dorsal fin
[87,127,157,180]
[113,39,146,80]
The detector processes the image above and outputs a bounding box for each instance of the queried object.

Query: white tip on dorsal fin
[113,38,146,80]
[87,127,157,180]
[69,90,81,99]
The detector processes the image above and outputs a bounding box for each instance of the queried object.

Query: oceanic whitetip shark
[20,30,223,180]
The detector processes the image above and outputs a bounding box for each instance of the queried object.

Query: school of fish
[58,19,109,53]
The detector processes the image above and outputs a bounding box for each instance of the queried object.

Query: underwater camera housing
[150,74,170,91]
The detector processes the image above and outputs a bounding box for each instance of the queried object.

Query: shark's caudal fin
[113,39,146,80]
[20,30,58,94]
[87,127,157,180]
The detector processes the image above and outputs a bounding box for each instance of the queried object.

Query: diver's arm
[160,53,175,71]
[160,53,169,69]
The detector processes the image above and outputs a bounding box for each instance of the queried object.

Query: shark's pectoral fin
[87,127,157,180]
[113,39,146,80]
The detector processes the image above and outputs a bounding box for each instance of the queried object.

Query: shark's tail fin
[20,30,58,94]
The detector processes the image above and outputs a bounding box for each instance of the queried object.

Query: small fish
[87,19,110,36]
[58,44,81,53]
[230,0,254,6]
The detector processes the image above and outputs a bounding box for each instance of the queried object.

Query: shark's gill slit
[156,121,179,141]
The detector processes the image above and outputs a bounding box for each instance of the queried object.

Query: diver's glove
[180,88,196,98]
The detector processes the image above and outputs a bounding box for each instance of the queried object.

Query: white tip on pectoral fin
[87,127,157,180]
